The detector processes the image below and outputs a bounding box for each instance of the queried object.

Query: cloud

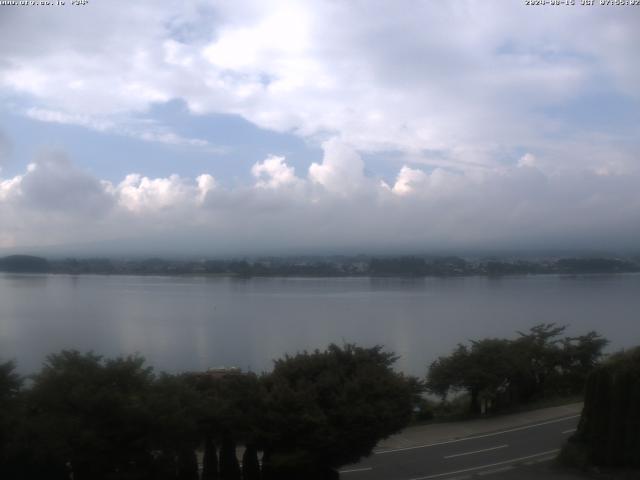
[1,140,640,253]
[518,153,537,168]
[1,1,638,172]
[0,128,11,170]
[24,107,217,150]
[308,139,366,194]
[251,155,298,189]
[0,2,639,253]
[388,166,429,196]
[16,151,114,216]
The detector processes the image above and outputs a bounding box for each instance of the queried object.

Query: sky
[0,0,639,256]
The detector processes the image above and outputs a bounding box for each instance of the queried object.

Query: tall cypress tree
[241,444,260,480]
[177,448,198,480]
[219,435,241,480]
[202,436,219,480]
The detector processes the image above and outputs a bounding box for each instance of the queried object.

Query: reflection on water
[1,273,639,375]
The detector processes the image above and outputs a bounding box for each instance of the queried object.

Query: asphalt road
[339,414,580,480]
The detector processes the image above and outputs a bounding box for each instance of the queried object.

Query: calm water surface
[1,273,639,375]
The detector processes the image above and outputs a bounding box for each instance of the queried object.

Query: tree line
[2,254,639,277]
[0,344,419,480]
[426,324,608,414]
[0,327,613,479]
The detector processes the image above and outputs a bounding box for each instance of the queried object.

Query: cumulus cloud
[388,166,429,196]
[308,139,366,194]
[1,140,640,254]
[252,155,298,189]
[18,151,113,216]
[1,2,639,253]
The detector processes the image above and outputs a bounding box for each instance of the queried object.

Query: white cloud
[0,175,21,201]
[25,108,115,132]
[308,139,366,194]
[1,1,638,172]
[251,155,298,189]
[196,174,217,204]
[116,174,197,213]
[390,166,428,196]
[25,107,215,150]
[1,142,640,253]
[1,2,639,253]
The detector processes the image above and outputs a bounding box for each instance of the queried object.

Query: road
[340,414,580,480]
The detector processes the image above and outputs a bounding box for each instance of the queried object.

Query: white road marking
[376,415,580,455]
[444,444,508,459]
[340,467,373,474]
[477,466,514,476]
[562,428,576,434]
[408,449,560,480]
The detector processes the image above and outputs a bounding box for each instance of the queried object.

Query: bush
[569,346,640,469]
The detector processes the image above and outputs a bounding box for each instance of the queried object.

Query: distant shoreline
[1,253,639,278]
[3,272,640,285]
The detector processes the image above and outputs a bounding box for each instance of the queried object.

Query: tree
[559,331,608,394]
[260,344,419,478]
[427,340,514,414]
[219,435,241,480]
[427,325,609,414]
[426,345,467,399]
[0,361,24,479]
[202,435,219,480]
[186,370,263,479]
[146,373,203,478]
[562,346,640,468]
[242,444,261,480]
[25,351,155,480]
[0,360,21,401]
[511,323,567,401]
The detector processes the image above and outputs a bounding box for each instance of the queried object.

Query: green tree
[202,435,219,480]
[562,346,640,468]
[186,370,264,479]
[146,373,203,479]
[427,325,608,414]
[427,340,514,414]
[426,345,467,400]
[559,331,608,394]
[219,435,241,480]
[260,344,419,479]
[510,323,567,401]
[0,361,24,479]
[26,351,155,480]
[242,444,261,480]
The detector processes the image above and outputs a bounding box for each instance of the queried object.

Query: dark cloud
[19,150,114,216]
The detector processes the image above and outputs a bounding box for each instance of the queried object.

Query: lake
[1,273,639,376]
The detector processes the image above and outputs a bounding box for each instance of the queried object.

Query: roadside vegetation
[0,327,624,479]
[560,346,640,475]
[425,324,607,416]
[0,344,419,480]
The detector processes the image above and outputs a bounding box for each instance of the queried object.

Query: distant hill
[1,254,639,277]
[0,255,50,273]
